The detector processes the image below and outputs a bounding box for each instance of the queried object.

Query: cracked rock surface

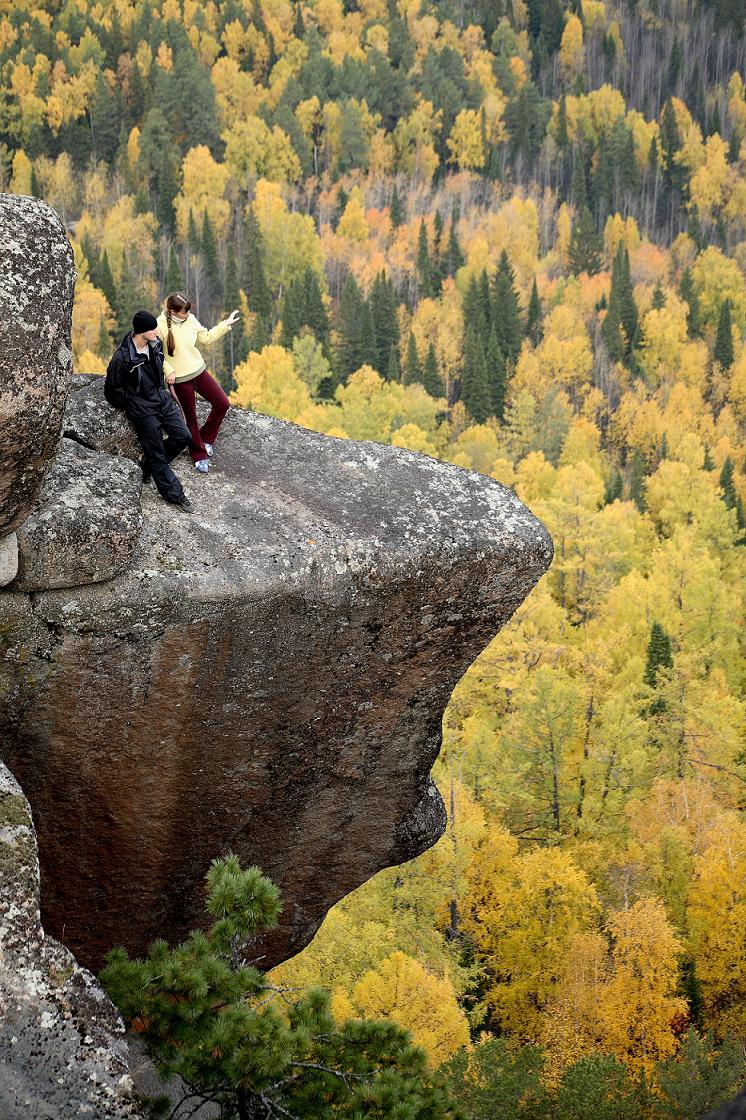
[0,195,74,537]
[14,438,143,592]
[0,760,141,1118]
[1,377,553,973]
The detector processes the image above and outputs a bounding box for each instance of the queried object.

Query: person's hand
[166,373,176,384]
[227,308,241,326]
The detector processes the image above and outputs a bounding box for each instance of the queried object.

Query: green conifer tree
[568,207,602,276]
[165,243,184,294]
[492,251,523,364]
[442,215,464,278]
[201,209,221,294]
[403,331,422,385]
[679,268,701,337]
[461,328,491,423]
[644,621,673,689]
[102,857,461,1120]
[98,250,118,312]
[719,456,738,510]
[241,209,272,323]
[390,182,404,227]
[651,283,666,309]
[336,272,364,378]
[526,278,543,344]
[422,341,445,398]
[416,220,439,298]
[97,316,111,359]
[387,343,400,382]
[486,328,506,420]
[714,300,734,369]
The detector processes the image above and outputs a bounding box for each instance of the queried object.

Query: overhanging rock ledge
[1,377,552,973]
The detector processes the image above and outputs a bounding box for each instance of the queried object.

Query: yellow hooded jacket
[155,311,233,383]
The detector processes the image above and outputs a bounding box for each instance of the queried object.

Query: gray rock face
[0,381,553,974]
[0,532,18,587]
[14,438,143,592]
[63,377,142,460]
[0,760,141,1119]
[0,195,75,536]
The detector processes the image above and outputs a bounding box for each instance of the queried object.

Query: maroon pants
[173,369,229,462]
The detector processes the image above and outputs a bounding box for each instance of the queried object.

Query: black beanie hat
[132,309,158,333]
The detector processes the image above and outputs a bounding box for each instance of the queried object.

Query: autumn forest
[5,0,746,1110]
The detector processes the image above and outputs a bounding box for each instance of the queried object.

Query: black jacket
[104,333,172,418]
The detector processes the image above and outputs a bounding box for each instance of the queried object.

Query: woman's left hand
[227,309,241,326]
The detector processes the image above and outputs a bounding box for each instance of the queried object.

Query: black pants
[130,399,191,503]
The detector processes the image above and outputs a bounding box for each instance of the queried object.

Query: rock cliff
[0,759,141,1118]
[2,377,552,972]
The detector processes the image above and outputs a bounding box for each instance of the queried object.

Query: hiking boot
[195,459,209,473]
[172,495,193,511]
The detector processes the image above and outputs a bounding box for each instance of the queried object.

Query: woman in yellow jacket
[156,292,240,473]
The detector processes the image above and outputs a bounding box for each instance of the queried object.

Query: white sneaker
[195,460,209,474]
[204,442,214,457]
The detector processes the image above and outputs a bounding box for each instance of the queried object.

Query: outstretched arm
[195,309,240,346]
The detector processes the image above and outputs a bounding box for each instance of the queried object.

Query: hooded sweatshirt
[155,311,233,383]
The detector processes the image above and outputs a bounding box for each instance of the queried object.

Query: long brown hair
[165,292,192,356]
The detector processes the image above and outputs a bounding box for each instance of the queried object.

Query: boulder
[0,761,142,1119]
[0,394,552,974]
[13,438,143,592]
[0,195,75,537]
[0,532,18,587]
[63,376,142,461]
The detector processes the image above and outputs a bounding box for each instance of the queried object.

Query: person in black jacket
[105,310,192,509]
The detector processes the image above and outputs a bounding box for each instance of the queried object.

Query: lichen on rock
[0,761,142,1119]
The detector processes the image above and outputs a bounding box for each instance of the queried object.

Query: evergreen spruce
[370,271,399,377]
[359,301,378,369]
[651,283,666,309]
[390,182,404,227]
[604,469,623,504]
[442,215,464,278]
[303,268,330,348]
[679,268,701,337]
[165,243,184,294]
[416,220,438,298]
[719,456,738,510]
[463,274,487,340]
[422,342,445,398]
[387,343,400,382]
[201,209,221,294]
[241,209,272,323]
[97,316,111,359]
[568,207,602,276]
[461,327,491,423]
[492,251,523,365]
[644,621,673,689]
[703,444,715,471]
[102,857,461,1120]
[603,246,638,362]
[526,278,543,344]
[81,232,100,285]
[403,331,422,385]
[486,328,506,421]
[188,209,202,257]
[336,272,365,378]
[115,254,141,338]
[714,300,734,369]
[98,251,117,313]
[281,276,306,348]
